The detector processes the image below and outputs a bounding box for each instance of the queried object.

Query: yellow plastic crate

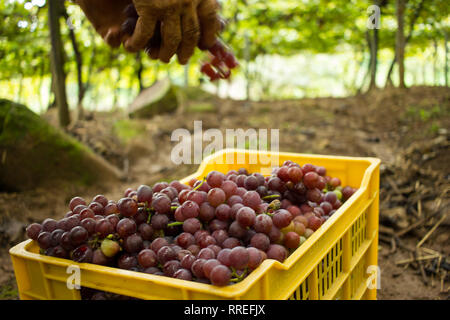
[9,149,380,300]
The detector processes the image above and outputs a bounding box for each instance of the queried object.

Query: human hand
[123,0,223,64]
[75,0,132,48]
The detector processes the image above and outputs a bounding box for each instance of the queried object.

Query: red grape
[342,186,356,200]
[210,265,231,286]
[176,232,196,248]
[152,194,171,214]
[242,191,261,210]
[199,202,215,222]
[272,209,292,229]
[229,246,249,269]
[247,247,263,270]
[116,218,136,238]
[198,247,215,260]
[93,195,108,207]
[150,238,169,254]
[69,197,86,211]
[42,218,58,233]
[183,217,201,234]
[266,244,287,262]
[284,232,300,249]
[253,214,273,234]
[308,215,322,231]
[221,180,237,198]
[117,197,138,217]
[87,202,104,216]
[215,203,231,221]
[137,185,153,203]
[181,200,200,219]
[157,245,177,264]
[207,188,226,207]
[222,237,241,249]
[203,259,221,279]
[217,248,232,266]
[123,234,143,253]
[236,206,256,228]
[174,268,193,281]
[26,223,42,240]
[180,253,196,270]
[191,258,207,278]
[69,226,88,246]
[163,260,181,277]
[71,244,93,263]
[206,171,225,188]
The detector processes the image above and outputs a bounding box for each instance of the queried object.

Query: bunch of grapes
[26,160,357,291]
[200,41,239,81]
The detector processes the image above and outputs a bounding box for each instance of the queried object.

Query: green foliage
[0,0,448,108]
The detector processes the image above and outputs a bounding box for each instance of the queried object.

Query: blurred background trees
[0,0,449,126]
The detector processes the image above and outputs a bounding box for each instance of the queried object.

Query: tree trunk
[385,0,425,86]
[368,28,378,89]
[433,38,438,85]
[48,76,55,109]
[244,32,251,100]
[151,62,160,86]
[352,48,365,92]
[166,68,173,83]
[359,30,372,93]
[84,29,97,99]
[113,68,121,108]
[62,7,84,120]
[37,63,45,110]
[396,0,406,88]
[17,75,23,104]
[445,30,448,87]
[136,52,144,92]
[184,63,189,87]
[48,0,70,127]
[422,59,426,84]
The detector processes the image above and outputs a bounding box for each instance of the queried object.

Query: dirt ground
[0,85,449,300]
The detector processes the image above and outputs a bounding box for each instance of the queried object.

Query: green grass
[405,105,446,122]
[113,119,146,143]
[0,281,18,300]
[186,102,215,113]
[429,122,441,135]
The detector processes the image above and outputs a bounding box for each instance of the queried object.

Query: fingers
[158,15,182,63]
[145,22,162,60]
[177,3,200,65]
[104,26,122,48]
[124,15,157,52]
[197,0,222,50]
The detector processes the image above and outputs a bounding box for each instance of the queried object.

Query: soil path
[1,86,449,299]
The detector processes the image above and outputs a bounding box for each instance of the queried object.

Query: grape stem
[229,267,248,283]
[263,195,281,200]
[193,177,206,191]
[88,235,100,249]
[167,221,184,228]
